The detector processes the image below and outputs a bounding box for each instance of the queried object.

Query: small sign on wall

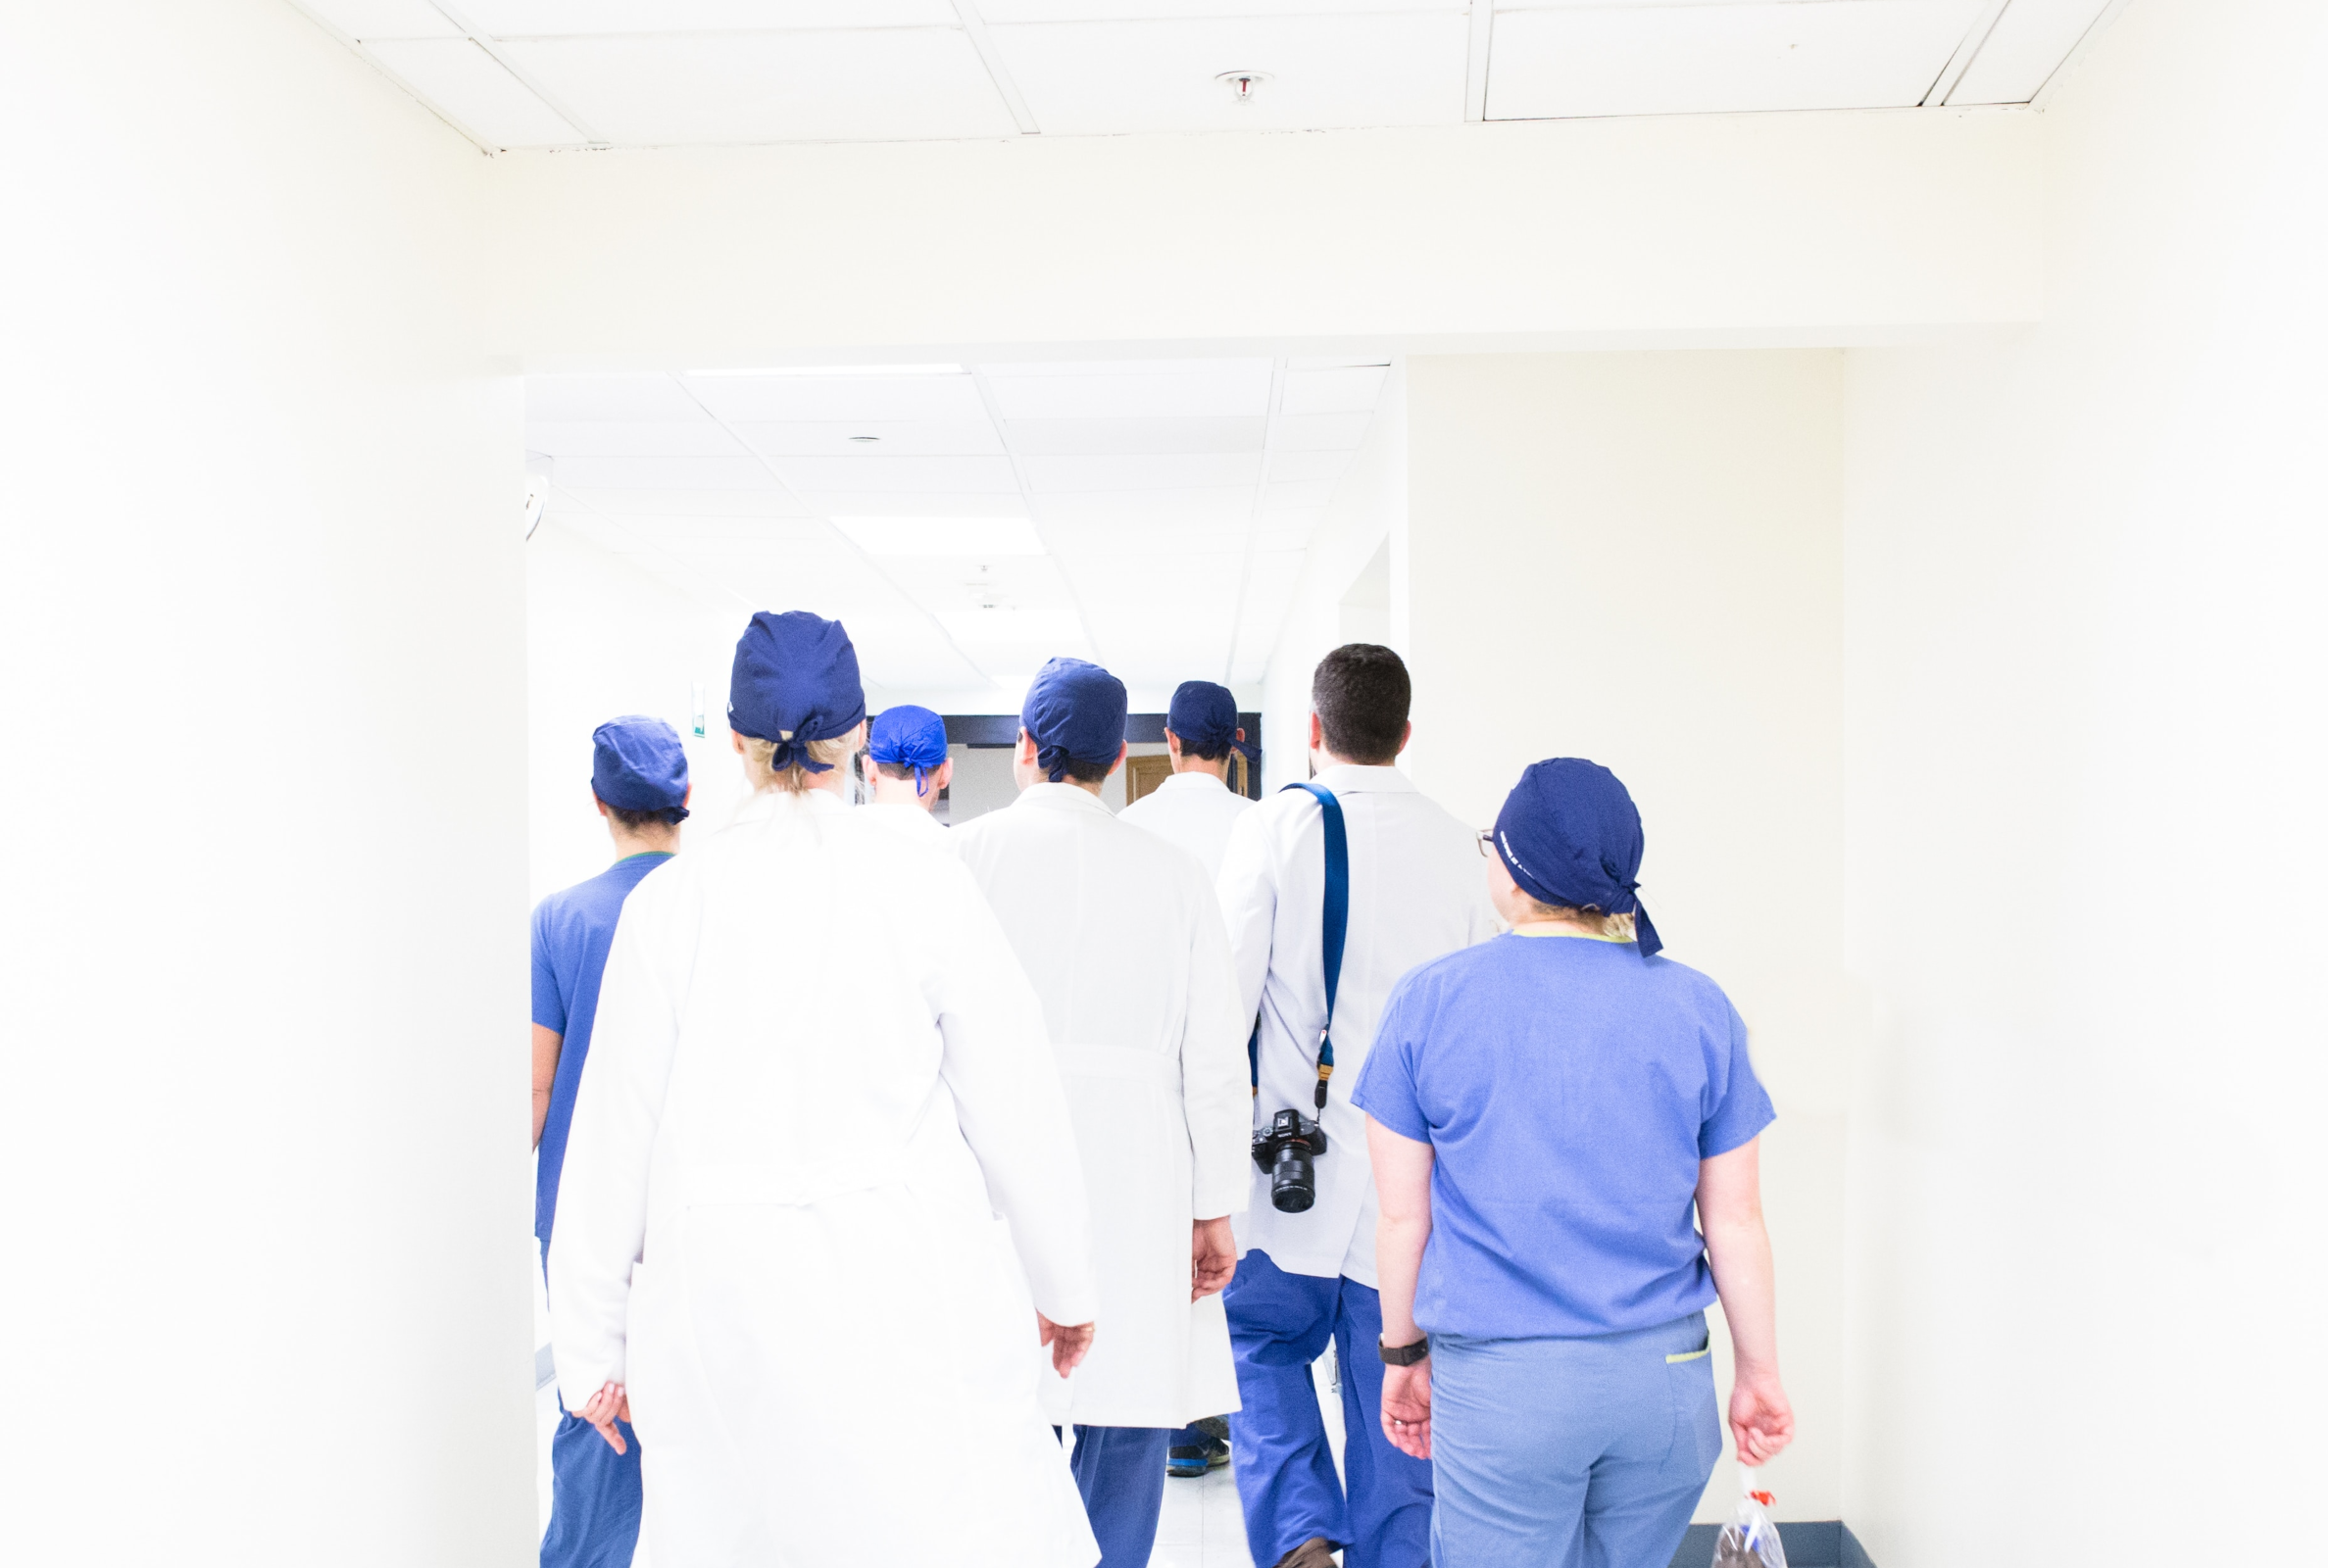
[690,682,708,739]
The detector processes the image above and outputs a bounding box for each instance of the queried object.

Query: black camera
[1251,1107,1329,1213]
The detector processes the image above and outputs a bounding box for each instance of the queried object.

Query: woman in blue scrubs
[1350,759,1794,1568]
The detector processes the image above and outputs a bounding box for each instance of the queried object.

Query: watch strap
[1378,1335,1429,1366]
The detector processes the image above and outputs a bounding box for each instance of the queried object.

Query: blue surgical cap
[727,610,867,774]
[1492,759,1662,957]
[1020,658,1127,784]
[1165,680,1253,760]
[592,714,691,819]
[868,705,949,796]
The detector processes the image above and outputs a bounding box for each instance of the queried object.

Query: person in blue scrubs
[1353,759,1797,1568]
[530,715,691,1568]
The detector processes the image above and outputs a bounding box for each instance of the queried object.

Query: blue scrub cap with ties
[867,705,950,796]
[727,611,867,774]
[592,714,690,819]
[1492,758,1663,957]
[1165,680,1256,762]
[1020,658,1127,783]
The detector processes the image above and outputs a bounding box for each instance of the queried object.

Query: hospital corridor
[6,4,2326,1568]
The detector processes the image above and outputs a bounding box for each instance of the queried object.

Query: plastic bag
[1711,1471,1787,1568]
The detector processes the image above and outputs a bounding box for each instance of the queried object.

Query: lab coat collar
[1012,781,1115,818]
[731,785,852,825]
[1308,763,1417,796]
[1153,770,1229,796]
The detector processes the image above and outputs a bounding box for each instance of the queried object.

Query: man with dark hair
[530,715,690,1568]
[1215,645,1498,1568]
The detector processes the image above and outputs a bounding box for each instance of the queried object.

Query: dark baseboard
[1667,1520,1873,1568]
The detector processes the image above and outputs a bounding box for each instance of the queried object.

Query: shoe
[1273,1538,1338,1568]
[1166,1446,1212,1479]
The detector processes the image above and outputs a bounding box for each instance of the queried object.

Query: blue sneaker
[1166,1433,1230,1478]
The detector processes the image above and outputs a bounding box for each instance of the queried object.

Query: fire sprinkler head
[1215,71,1270,104]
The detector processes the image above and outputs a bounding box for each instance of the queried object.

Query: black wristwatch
[1378,1335,1429,1366]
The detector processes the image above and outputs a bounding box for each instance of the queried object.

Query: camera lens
[1270,1141,1315,1213]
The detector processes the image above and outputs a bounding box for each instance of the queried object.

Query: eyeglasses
[1477,829,1495,858]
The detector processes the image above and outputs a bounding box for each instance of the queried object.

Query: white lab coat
[956,783,1251,1429]
[1118,768,1254,880]
[1217,763,1499,1286]
[550,788,1101,1568]
[860,799,956,852]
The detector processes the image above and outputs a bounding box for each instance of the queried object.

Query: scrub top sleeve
[1699,998,1777,1158]
[530,902,567,1034]
[1349,976,1432,1145]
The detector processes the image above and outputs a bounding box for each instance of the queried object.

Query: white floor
[536,1325,1349,1568]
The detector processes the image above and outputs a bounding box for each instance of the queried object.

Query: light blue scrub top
[1351,931,1773,1340]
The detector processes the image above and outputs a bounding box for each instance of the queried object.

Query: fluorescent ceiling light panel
[834,515,1047,557]
[689,364,966,377]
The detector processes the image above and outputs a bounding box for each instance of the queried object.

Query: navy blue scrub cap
[867,705,950,796]
[1020,658,1127,783]
[592,715,691,819]
[1492,758,1663,957]
[1165,680,1255,761]
[727,610,867,774]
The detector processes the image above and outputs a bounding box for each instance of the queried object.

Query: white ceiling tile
[525,420,745,457]
[1263,478,1340,510]
[366,37,582,146]
[1488,2,1985,119]
[594,517,832,551]
[1255,510,1325,550]
[1270,412,1376,452]
[1004,416,1267,457]
[983,1,1460,18]
[985,364,1274,419]
[496,30,1018,144]
[989,13,1470,134]
[1023,454,1265,493]
[1062,552,1248,604]
[1042,517,1252,557]
[527,374,709,421]
[798,492,1031,518]
[459,1,957,34]
[1947,0,2114,105]
[1266,449,1356,485]
[688,374,991,423]
[556,487,813,517]
[1278,366,1389,416]
[735,420,1006,457]
[769,454,1019,493]
[551,455,781,490]
[300,0,464,40]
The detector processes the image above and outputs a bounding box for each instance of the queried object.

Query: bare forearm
[1705,1217,1779,1373]
[1375,1214,1430,1345]
[531,1091,551,1151]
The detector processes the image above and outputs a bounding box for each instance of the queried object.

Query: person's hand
[1191,1217,1237,1300]
[1038,1313,1096,1377]
[1380,1358,1432,1459]
[578,1381,631,1455]
[1729,1366,1794,1465]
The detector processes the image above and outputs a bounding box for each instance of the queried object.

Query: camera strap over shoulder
[1282,781,1348,1110]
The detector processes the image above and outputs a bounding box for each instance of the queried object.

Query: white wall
[1838,2,2328,1562]
[0,3,531,1564]
[1402,351,1852,1522]
[527,520,754,902]
[1261,367,1410,791]
[490,111,2042,360]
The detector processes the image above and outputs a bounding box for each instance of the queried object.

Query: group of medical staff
[530,609,1795,1568]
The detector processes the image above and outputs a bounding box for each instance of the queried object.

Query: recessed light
[834,516,1047,558]
[686,363,966,378]
[848,434,881,444]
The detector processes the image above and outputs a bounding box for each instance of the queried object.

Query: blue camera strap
[1283,781,1348,1110]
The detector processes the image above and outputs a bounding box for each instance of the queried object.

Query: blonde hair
[740,733,857,795]
[1519,901,1637,943]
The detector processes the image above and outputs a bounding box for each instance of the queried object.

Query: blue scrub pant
[540,1241,643,1568]
[1428,1314,1722,1568]
[1224,1250,1433,1568]
[1063,1425,1173,1568]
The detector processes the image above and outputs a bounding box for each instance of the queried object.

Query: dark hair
[607,803,687,830]
[1312,644,1411,763]
[874,759,944,783]
[1056,754,1114,785]
[1168,729,1233,763]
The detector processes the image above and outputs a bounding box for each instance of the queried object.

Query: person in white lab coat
[1118,678,1255,881]
[549,612,1103,1568]
[1216,644,1499,1568]
[861,703,955,849]
[954,657,1252,1568]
